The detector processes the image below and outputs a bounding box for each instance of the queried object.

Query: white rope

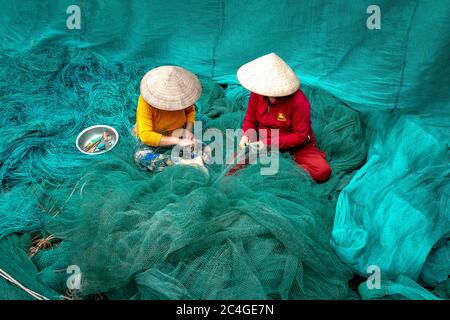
[0,268,49,300]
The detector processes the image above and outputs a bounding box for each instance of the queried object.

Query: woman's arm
[159,136,182,147]
[137,97,194,147]
[241,93,259,143]
[184,106,195,140]
[136,96,163,147]
[277,95,310,149]
[242,93,258,134]
[184,105,196,126]
[185,122,194,133]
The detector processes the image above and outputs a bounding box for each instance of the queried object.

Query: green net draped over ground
[0,0,448,299]
[0,234,62,300]
[0,47,365,299]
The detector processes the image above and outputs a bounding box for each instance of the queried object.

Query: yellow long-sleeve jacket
[135,95,196,147]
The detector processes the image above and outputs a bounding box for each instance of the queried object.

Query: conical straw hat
[237,53,300,97]
[140,66,202,111]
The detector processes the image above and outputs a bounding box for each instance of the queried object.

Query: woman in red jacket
[237,53,331,183]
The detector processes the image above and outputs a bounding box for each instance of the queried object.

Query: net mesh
[0,0,448,300]
[1,46,365,300]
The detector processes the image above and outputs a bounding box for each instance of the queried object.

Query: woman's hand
[177,138,194,147]
[251,140,265,150]
[183,130,194,140]
[239,135,249,148]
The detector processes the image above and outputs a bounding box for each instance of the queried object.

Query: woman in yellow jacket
[134,66,202,172]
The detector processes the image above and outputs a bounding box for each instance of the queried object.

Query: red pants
[227,143,331,183]
[289,143,332,183]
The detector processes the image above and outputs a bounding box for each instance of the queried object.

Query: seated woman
[237,53,331,183]
[134,66,202,172]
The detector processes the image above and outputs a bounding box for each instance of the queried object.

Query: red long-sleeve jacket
[242,90,315,150]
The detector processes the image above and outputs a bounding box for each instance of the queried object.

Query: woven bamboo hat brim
[140,66,202,111]
[237,53,300,97]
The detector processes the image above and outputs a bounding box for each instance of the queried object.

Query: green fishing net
[0,234,62,300]
[0,46,365,299]
[0,0,448,300]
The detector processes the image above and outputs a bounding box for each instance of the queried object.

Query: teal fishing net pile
[0,47,141,236]
[1,47,365,300]
[332,115,449,295]
[0,0,448,300]
[0,234,62,300]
